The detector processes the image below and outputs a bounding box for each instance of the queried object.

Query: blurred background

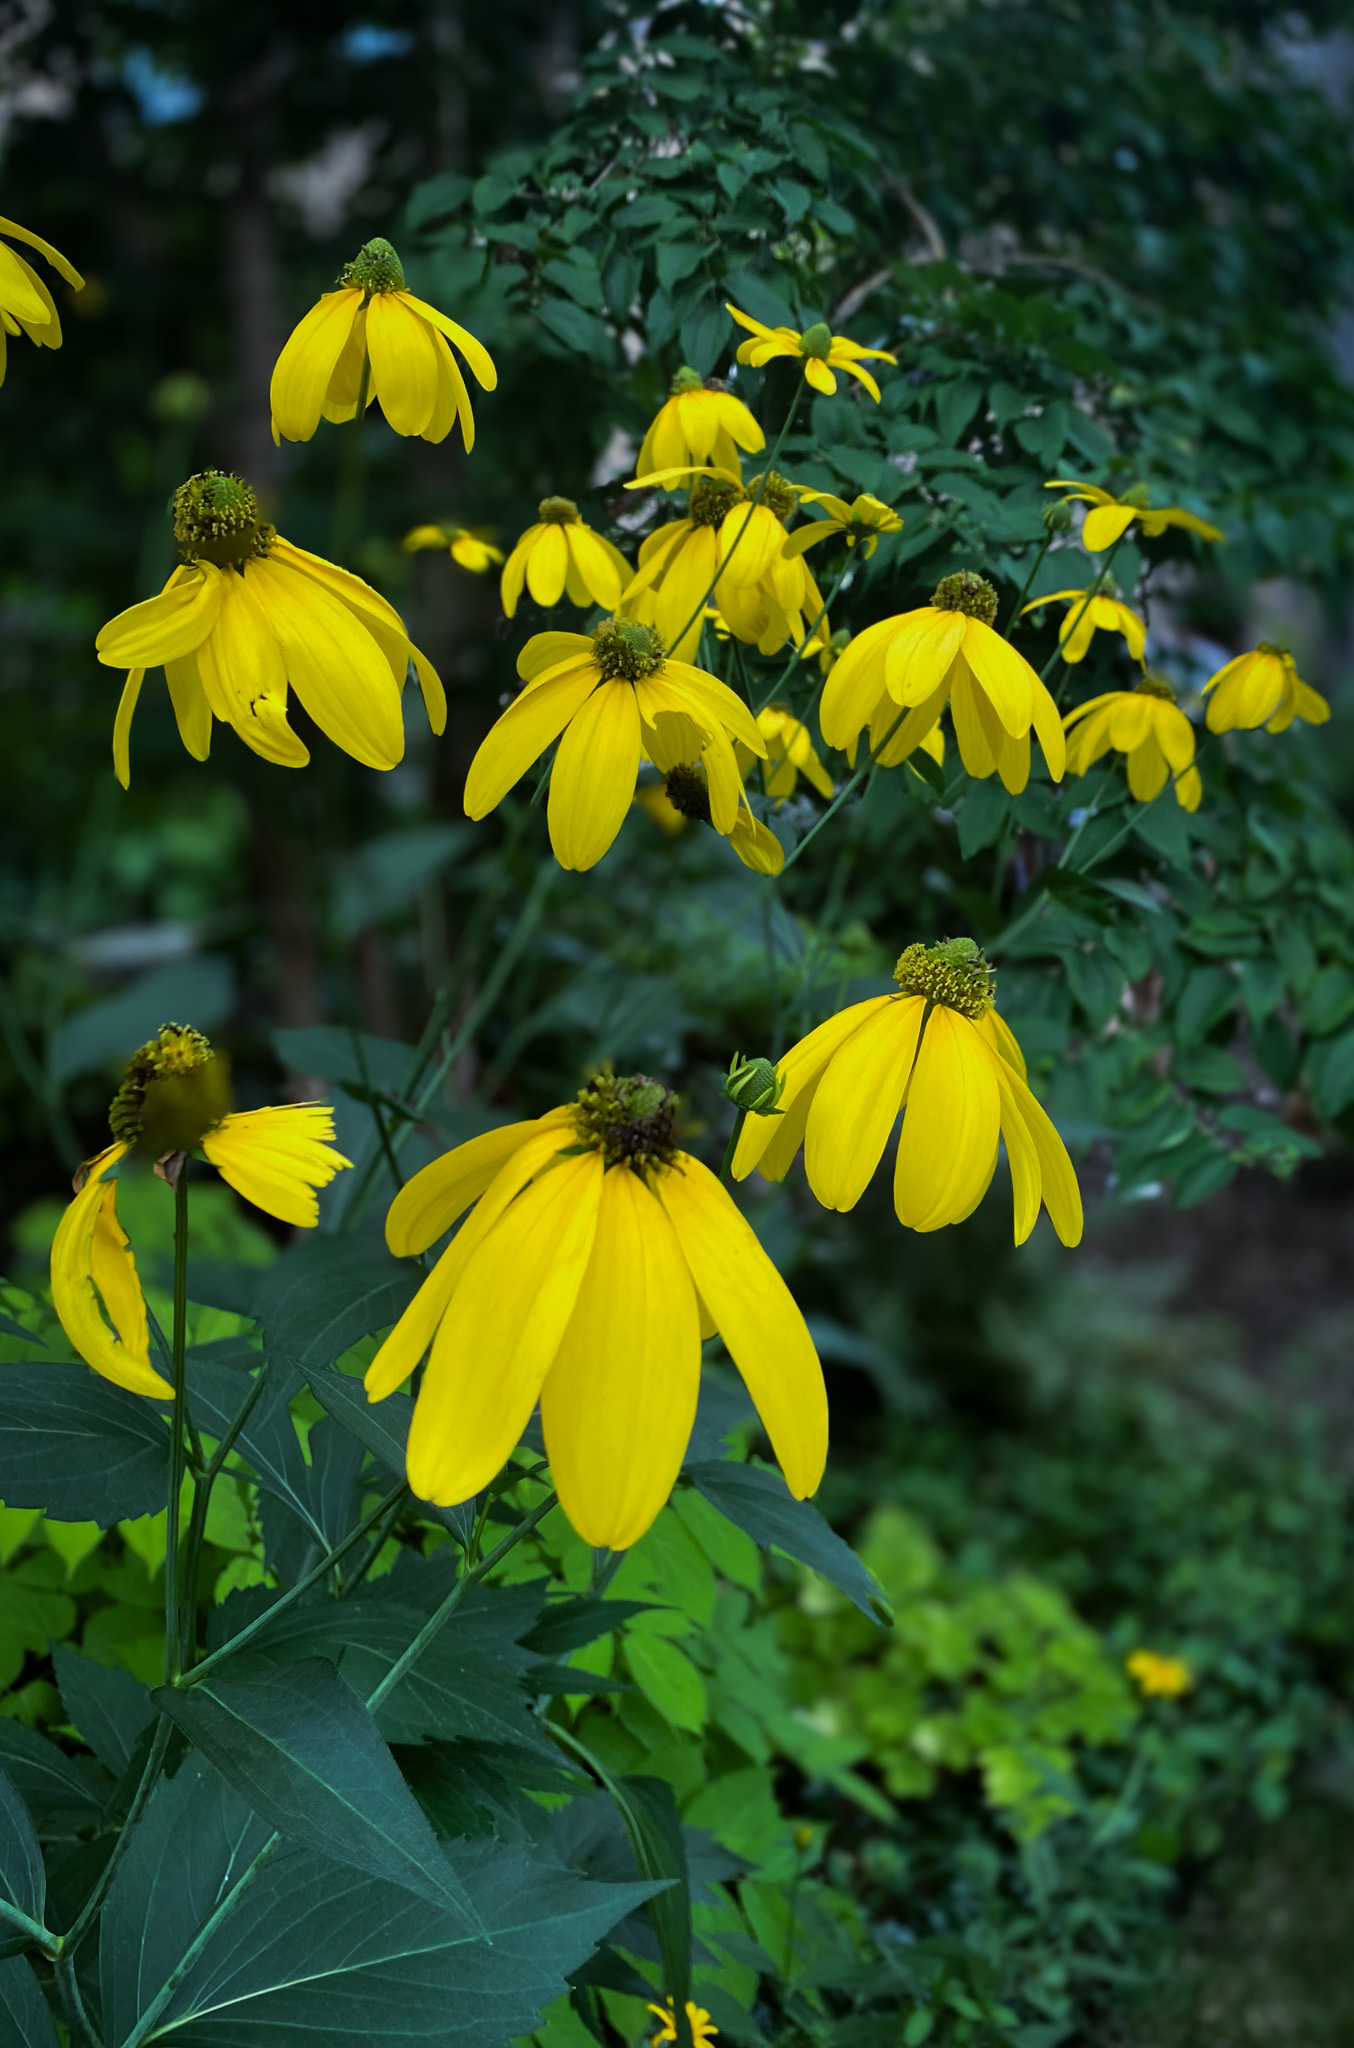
[3,2,1354,2037]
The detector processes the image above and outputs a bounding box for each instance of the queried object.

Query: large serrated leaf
[0,1365,167,1526]
[53,1647,155,1779]
[0,1719,109,1821]
[687,1463,890,1625]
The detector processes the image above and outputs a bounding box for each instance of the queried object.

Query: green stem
[353,1027,406,1195]
[164,1170,191,1685]
[775,701,912,880]
[331,351,372,565]
[1002,531,1053,635]
[53,1950,101,2048]
[1038,536,1125,703]
[339,1487,409,1597]
[752,552,854,718]
[177,1369,271,1670]
[120,1832,281,2048]
[177,1481,408,1689]
[0,1897,57,1958]
[719,1108,747,1184]
[365,1489,558,1715]
[58,1714,174,1973]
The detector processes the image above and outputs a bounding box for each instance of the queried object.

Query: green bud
[340,236,405,295]
[800,322,834,360]
[724,1053,785,1117]
[1042,499,1074,534]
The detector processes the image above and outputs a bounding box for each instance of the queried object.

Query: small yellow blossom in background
[649,1999,719,2047]
[401,523,504,573]
[785,490,904,560]
[638,364,765,486]
[1203,643,1331,734]
[500,497,632,617]
[269,236,496,448]
[1127,1649,1193,1698]
[98,471,446,785]
[1064,679,1201,810]
[1021,587,1146,665]
[365,1073,827,1550]
[736,705,834,802]
[734,938,1082,1247]
[1044,478,1225,552]
[463,617,766,871]
[51,1025,350,1398]
[726,303,897,401]
[820,571,1065,792]
[0,213,83,383]
[660,758,785,876]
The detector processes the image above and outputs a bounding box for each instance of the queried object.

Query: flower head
[500,497,632,617]
[638,366,765,487]
[1045,479,1224,552]
[51,1024,350,1397]
[1126,1649,1192,1699]
[1020,587,1146,665]
[1064,678,1200,810]
[464,618,767,871]
[649,2001,719,2048]
[402,523,504,573]
[820,572,1065,792]
[661,758,784,875]
[726,304,896,402]
[0,213,83,384]
[364,1074,827,1549]
[270,236,496,447]
[734,938,1082,1248]
[1202,643,1330,735]
[97,471,446,786]
[785,490,904,560]
[736,705,833,803]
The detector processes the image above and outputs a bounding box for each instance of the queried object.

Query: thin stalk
[776,701,912,880]
[365,1490,558,1714]
[53,1951,100,2048]
[339,1487,409,1597]
[719,1109,747,1184]
[121,1833,281,2048]
[1038,535,1125,701]
[177,1370,271,1670]
[178,1481,408,1688]
[753,552,853,717]
[1001,531,1053,635]
[0,1897,56,1957]
[164,1171,191,1684]
[331,352,372,565]
[353,1027,405,1195]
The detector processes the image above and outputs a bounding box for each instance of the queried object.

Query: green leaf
[101,1757,657,2048]
[52,1647,155,1779]
[154,1659,482,1925]
[933,380,982,445]
[0,1363,167,1525]
[405,172,472,234]
[0,1768,46,1959]
[625,1633,707,1732]
[0,1317,42,1347]
[686,1464,890,1624]
[0,1960,59,2047]
[0,1718,108,1821]
[187,1348,360,1553]
[51,955,234,1081]
[679,302,730,377]
[522,1599,655,1660]
[538,297,605,356]
[254,1236,420,1377]
[612,1773,692,2019]
[308,1369,474,1547]
[656,242,708,293]
[1307,1029,1354,1121]
[958,779,1011,857]
[272,1026,417,1105]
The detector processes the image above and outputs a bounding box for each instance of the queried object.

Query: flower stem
[331,351,372,565]
[121,1832,281,2048]
[752,552,854,717]
[164,1168,191,1685]
[775,701,912,879]
[719,1108,747,1183]
[1002,532,1052,635]
[1038,536,1125,701]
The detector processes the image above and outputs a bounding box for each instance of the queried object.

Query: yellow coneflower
[658,757,784,875]
[1202,643,1330,734]
[726,304,897,401]
[51,1026,349,1398]
[1126,1650,1192,1699]
[649,2001,719,2047]
[820,572,1065,793]
[1064,679,1201,810]
[402,523,504,573]
[1020,587,1146,664]
[784,490,904,560]
[500,498,632,617]
[365,1074,826,1549]
[736,705,833,802]
[1045,478,1224,552]
[0,214,83,383]
[638,365,765,486]
[270,237,495,448]
[97,471,445,785]
[734,939,1082,1247]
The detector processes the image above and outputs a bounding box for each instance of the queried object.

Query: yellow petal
[804,996,925,1211]
[96,565,224,669]
[961,621,1035,738]
[547,679,641,870]
[566,523,625,609]
[0,213,83,290]
[112,669,145,789]
[732,996,893,1179]
[269,290,363,442]
[883,610,965,706]
[386,1115,566,1254]
[525,525,569,608]
[406,1150,605,1505]
[978,1008,1028,1079]
[397,292,497,391]
[541,1165,701,1549]
[464,668,598,818]
[365,293,439,437]
[657,1156,827,1500]
[893,1009,1002,1231]
[245,555,405,770]
[164,655,213,762]
[191,569,311,770]
[201,1105,351,1228]
[0,242,50,326]
[994,1059,1083,1247]
[819,616,895,748]
[50,1146,171,1398]
[518,632,595,681]
[1081,502,1137,551]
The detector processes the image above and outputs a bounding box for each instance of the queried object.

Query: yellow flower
[659,759,785,876]
[736,705,833,803]
[625,469,828,661]
[649,2000,719,2047]
[733,938,1082,1248]
[501,498,632,617]
[1020,587,1146,665]
[784,490,904,560]
[1064,680,1201,810]
[820,571,1065,793]
[51,1025,350,1399]
[1202,643,1330,735]
[638,365,765,487]
[364,1073,827,1549]
[1126,1649,1192,1699]
[270,236,495,447]
[1045,478,1224,552]
[98,471,446,787]
[0,214,83,383]
[402,523,504,573]
[726,303,897,401]
[464,618,766,871]
[633,780,689,835]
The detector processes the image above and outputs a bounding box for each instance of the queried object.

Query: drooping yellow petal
[0,214,84,290]
[658,1155,827,1500]
[396,292,498,391]
[50,1145,171,1399]
[270,290,364,442]
[892,1009,1002,1231]
[883,610,965,707]
[541,1165,701,1549]
[547,679,641,870]
[732,996,894,1179]
[978,1008,1028,1079]
[993,1058,1083,1247]
[245,554,405,770]
[164,655,213,762]
[112,669,145,789]
[1081,502,1138,551]
[191,570,311,770]
[464,667,598,818]
[406,1150,605,1505]
[961,620,1035,738]
[819,616,894,749]
[804,996,925,1211]
[566,523,626,609]
[386,1114,568,1254]
[525,525,569,608]
[201,1105,351,1229]
[96,565,225,669]
[0,242,51,326]
[365,292,440,437]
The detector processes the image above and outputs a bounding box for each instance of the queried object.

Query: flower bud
[723,1053,785,1117]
